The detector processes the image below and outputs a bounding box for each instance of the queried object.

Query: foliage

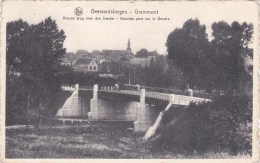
[210,21,253,93]
[151,94,252,155]
[59,70,117,86]
[135,49,149,58]
[166,19,253,94]
[6,17,66,125]
[166,19,211,89]
[114,55,185,88]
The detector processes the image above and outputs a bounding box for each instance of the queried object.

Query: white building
[73,58,99,72]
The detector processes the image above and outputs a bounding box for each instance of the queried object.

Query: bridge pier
[88,84,98,120]
[134,89,153,133]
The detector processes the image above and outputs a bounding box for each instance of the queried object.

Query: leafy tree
[64,52,77,66]
[151,94,252,155]
[6,19,29,75]
[210,21,253,94]
[135,48,149,58]
[6,17,66,125]
[166,19,211,89]
[166,19,253,94]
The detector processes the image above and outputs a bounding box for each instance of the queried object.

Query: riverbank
[6,125,250,159]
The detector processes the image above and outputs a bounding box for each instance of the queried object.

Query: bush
[150,94,252,155]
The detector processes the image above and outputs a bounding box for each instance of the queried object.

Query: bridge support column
[88,84,98,120]
[134,89,153,133]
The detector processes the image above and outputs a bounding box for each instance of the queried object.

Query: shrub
[150,94,252,155]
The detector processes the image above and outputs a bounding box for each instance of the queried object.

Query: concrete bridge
[57,84,210,134]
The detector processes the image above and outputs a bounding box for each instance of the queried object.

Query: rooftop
[75,58,94,65]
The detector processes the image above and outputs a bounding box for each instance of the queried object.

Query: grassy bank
[6,124,250,159]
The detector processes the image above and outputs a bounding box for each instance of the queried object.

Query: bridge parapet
[79,85,93,90]
[174,95,210,105]
[145,92,171,101]
[61,85,75,91]
[98,89,210,104]
[62,84,211,105]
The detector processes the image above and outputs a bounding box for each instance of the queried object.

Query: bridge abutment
[143,94,176,139]
[56,84,83,117]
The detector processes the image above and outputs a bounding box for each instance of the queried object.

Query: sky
[2,1,258,55]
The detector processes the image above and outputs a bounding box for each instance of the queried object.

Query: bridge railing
[141,86,183,94]
[66,84,210,99]
[63,84,211,103]
[61,85,75,91]
[99,88,140,96]
[99,87,210,103]
[120,90,140,95]
[79,85,93,90]
[120,84,211,99]
[145,92,171,101]
[174,95,210,105]
[120,84,140,91]
[99,86,117,91]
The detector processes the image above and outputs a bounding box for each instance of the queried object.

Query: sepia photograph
[0,1,259,162]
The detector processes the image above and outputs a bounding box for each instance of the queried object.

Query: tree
[64,52,77,66]
[6,17,66,125]
[135,49,149,58]
[166,19,211,89]
[210,21,253,94]
[6,19,29,75]
[166,19,253,94]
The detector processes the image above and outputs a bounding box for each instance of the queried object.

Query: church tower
[126,38,132,53]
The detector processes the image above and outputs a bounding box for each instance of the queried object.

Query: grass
[6,124,251,159]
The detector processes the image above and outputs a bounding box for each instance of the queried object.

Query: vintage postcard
[0,0,259,163]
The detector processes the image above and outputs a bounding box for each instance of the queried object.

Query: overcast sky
[2,1,258,54]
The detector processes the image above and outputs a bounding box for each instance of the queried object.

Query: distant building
[62,39,152,71]
[73,58,99,72]
[70,39,134,64]
[127,38,132,53]
[82,53,112,64]
[97,39,134,61]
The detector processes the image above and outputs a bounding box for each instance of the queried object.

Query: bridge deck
[97,89,210,105]
[62,85,211,105]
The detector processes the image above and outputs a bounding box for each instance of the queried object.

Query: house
[73,58,99,72]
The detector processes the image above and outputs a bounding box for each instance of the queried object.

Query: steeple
[127,38,131,53]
